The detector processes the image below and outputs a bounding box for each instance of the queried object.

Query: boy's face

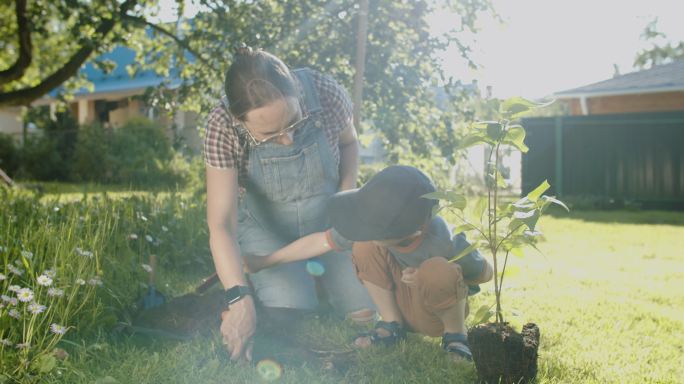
[372,230,422,248]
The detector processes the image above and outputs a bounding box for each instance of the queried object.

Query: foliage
[0,188,212,381]
[634,18,684,68]
[425,97,567,325]
[0,133,20,177]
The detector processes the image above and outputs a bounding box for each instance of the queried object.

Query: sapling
[425,97,567,384]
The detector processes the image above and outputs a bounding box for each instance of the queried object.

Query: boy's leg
[414,257,469,335]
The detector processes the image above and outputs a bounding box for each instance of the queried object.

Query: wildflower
[15,342,30,349]
[75,247,94,258]
[47,288,64,297]
[50,324,67,335]
[145,235,154,243]
[37,274,53,286]
[16,288,33,302]
[8,309,20,319]
[28,302,47,315]
[142,264,153,273]
[1,294,11,302]
[21,250,33,259]
[8,285,21,292]
[75,278,86,285]
[53,206,60,212]
[8,298,17,306]
[128,233,138,240]
[44,269,56,278]
[88,277,103,287]
[7,265,23,276]
[0,273,5,281]
[0,338,12,347]
[161,225,169,232]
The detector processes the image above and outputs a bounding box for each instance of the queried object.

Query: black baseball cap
[327,165,438,241]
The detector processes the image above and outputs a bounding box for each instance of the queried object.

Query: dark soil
[468,322,540,384]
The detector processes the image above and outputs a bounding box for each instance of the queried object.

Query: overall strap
[292,68,322,114]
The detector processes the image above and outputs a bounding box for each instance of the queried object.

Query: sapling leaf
[502,125,529,153]
[473,196,488,222]
[498,264,520,279]
[527,180,550,202]
[457,133,490,149]
[454,223,477,234]
[422,191,466,210]
[486,122,504,141]
[501,97,537,119]
[471,304,494,325]
[449,242,479,262]
[541,195,569,211]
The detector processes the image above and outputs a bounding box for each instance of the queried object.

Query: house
[0,46,202,152]
[521,60,684,206]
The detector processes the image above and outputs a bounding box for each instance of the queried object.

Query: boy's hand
[401,267,419,287]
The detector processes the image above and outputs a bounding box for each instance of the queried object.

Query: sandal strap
[442,332,472,360]
[363,320,406,346]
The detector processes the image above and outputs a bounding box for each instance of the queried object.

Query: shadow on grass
[546,206,684,226]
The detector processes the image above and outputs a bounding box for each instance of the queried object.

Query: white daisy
[75,278,86,285]
[1,294,11,302]
[20,250,33,259]
[141,264,153,273]
[75,247,94,258]
[47,288,64,297]
[161,225,169,232]
[128,233,138,240]
[0,338,12,346]
[7,265,23,276]
[88,277,103,287]
[50,323,67,335]
[8,298,17,306]
[27,302,47,314]
[15,342,30,349]
[16,288,33,302]
[7,285,21,292]
[0,273,6,281]
[44,269,56,278]
[37,274,53,286]
[8,309,20,319]
[145,235,154,243]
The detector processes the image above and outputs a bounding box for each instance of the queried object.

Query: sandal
[442,332,473,361]
[355,320,406,347]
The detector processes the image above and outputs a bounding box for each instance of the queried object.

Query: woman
[204,47,374,361]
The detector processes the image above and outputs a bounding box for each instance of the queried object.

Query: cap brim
[327,189,384,242]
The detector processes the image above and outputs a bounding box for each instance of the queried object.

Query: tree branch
[121,14,218,72]
[0,0,32,86]
[0,0,138,107]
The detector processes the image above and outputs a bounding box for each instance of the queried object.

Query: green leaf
[472,196,488,222]
[450,242,479,262]
[422,191,466,210]
[527,180,550,202]
[457,133,489,150]
[486,122,504,141]
[471,304,494,325]
[501,97,537,119]
[32,354,57,374]
[502,125,529,153]
[541,195,570,211]
[453,223,477,233]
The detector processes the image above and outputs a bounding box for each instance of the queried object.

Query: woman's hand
[220,295,257,361]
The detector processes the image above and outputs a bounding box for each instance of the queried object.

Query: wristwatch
[224,285,252,308]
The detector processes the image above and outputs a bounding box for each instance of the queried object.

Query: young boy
[245,165,493,361]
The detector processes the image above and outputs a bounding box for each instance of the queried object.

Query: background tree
[634,18,684,68]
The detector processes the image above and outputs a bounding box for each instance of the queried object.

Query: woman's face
[242,97,302,146]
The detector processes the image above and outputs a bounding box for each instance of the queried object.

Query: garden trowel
[142,254,166,309]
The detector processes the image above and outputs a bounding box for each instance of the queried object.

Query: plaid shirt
[204,69,353,186]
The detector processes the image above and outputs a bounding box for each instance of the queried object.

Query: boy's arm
[245,231,332,272]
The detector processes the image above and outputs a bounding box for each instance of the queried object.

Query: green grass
[3,187,683,383]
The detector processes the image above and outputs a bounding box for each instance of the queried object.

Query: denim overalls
[237,68,373,314]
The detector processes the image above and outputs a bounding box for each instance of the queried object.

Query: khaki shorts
[351,242,469,337]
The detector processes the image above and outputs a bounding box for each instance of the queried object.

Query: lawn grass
[50,208,684,384]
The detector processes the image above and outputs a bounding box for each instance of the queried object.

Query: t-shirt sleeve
[313,70,354,136]
[451,232,486,282]
[203,105,239,169]
[325,228,354,252]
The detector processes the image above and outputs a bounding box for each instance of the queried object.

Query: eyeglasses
[242,113,309,146]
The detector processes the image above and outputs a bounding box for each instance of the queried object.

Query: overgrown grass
[2,187,682,383]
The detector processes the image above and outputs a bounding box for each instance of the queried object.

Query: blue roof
[49,45,181,98]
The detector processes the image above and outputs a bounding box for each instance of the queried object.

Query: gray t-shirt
[328,216,486,294]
